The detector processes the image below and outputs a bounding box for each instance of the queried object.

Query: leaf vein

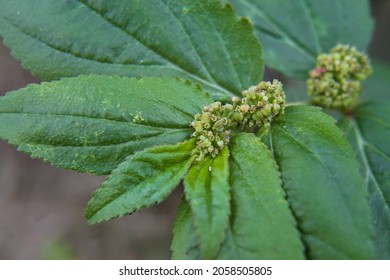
[301,0,323,53]
[350,119,390,210]
[0,112,191,130]
[158,0,216,83]
[76,0,234,96]
[240,0,316,61]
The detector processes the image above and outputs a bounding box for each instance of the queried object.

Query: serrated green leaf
[172,133,305,260]
[86,140,195,224]
[228,0,373,79]
[170,199,202,260]
[184,148,230,259]
[218,133,304,259]
[267,105,374,259]
[0,0,263,100]
[339,102,390,259]
[0,75,211,175]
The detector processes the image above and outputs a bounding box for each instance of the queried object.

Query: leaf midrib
[240,0,318,61]
[15,128,191,148]
[349,119,390,210]
[76,0,235,97]
[226,153,260,258]
[272,123,359,258]
[0,111,192,130]
[88,159,189,221]
[0,3,235,97]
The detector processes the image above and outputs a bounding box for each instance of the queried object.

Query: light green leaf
[0,75,211,175]
[184,148,230,259]
[86,140,195,224]
[228,0,373,79]
[340,102,390,259]
[172,133,305,260]
[0,0,263,100]
[170,199,202,260]
[267,105,374,259]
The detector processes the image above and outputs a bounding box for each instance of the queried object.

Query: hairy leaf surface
[340,102,390,259]
[218,133,304,259]
[0,75,211,174]
[228,0,373,79]
[172,133,304,259]
[86,140,195,224]
[0,0,263,99]
[184,148,230,259]
[170,199,202,260]
[267,105,374,259]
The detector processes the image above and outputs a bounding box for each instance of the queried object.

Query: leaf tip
[223,2,234,12]
[239,16,251,27]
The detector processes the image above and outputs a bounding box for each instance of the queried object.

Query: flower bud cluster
[191,80,286,161]
[190,101,233,161]
[307,44,372,110]
[231,80,286,129]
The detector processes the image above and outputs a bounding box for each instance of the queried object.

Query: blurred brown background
[0,0,389,259]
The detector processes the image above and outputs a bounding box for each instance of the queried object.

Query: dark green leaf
[267,105,374,259]
[228,0,373,79]
[362,61,390,101]
[284,80,309,103]
[184,148,230,259]
[86,140,195,224]
[172,133,305,260]
[218,133,304,259]
[0,75,211,174]
[340,102,390,259]
[0,0,263,99]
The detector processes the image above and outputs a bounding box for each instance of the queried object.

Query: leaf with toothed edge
[172,133,305,260]
[227,0,373,79]
[0,75,212,175]
[265,105,374,259]
[0,0,263,100]
[339,101,390,259]
[171,199,202,260]
[86,139,195,224]
[184,148,230,260]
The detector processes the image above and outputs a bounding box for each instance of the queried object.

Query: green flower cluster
[191,80,286,161]
[232,80,286,129]
[191,101,233,161]
[307,44,372,111]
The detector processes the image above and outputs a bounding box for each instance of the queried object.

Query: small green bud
[224,104,233,111]
[307,44,372,111]
[193,121,203,132]
[240,104,250,113]
[260,104,272,116]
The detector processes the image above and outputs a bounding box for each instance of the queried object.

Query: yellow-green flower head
[190,101,232,162]
[190,80,286,161]
[307,44,372,111]
[233,79,286,129]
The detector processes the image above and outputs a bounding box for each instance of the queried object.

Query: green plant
[0,0,388,260]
